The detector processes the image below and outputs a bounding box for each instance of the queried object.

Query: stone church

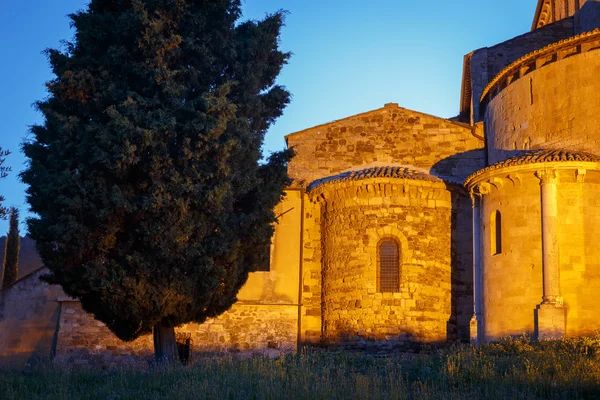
[2,0,600,368]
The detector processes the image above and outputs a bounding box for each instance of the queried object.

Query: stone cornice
[307,166,443,192]
[480,28,600,106]
[465,149,600,190]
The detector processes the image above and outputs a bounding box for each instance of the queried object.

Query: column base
[470,316,479,344]
[535,303,565,340]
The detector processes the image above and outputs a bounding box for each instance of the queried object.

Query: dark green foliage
[0,147,11,219]
[2,207,20,288]
[21,0,291,341]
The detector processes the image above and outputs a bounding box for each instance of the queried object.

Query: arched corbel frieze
[507,173,522,187]
[488,177,504,191]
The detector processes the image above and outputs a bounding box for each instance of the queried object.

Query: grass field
[2,336,600,399]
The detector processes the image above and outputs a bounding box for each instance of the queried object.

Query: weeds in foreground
[2,336,600,399]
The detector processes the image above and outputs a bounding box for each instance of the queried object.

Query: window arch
[378,238,400,293]
[491,210,502,255]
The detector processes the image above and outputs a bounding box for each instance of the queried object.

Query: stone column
[470,194,482,344]
[534,170,565,339]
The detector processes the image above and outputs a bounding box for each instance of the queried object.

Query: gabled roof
[533,0,586,30]
[284,103,471,142]
[533,0,552,30]
[459,53,473,119]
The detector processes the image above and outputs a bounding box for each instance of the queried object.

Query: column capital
[535,169,558,185]
[470,182,491,197]
[470,192,482,206]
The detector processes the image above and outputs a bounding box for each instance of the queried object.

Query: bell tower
[532,0,588,30]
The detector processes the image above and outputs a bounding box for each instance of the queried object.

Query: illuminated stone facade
[2,1,600,368]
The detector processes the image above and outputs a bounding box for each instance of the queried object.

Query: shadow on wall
[430,149,487,183]
[431,150,487,344]
[447,188,473,343]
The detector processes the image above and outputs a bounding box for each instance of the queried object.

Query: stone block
[535,304,566,340]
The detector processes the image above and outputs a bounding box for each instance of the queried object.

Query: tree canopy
[22,0,292,343]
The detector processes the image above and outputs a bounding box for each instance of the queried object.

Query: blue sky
[0,0,535,234]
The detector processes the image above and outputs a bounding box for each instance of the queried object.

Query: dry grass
[2,336,600,399]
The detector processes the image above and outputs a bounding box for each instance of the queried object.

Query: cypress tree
[0,147,10,219]
[2,207,20,288]
[21,0,291,362]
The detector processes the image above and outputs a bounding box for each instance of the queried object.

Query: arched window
[491,210,502,255]
[378,239,400,292]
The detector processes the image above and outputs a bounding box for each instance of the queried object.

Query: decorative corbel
[474,182,491,196]
[488,177,504,190]
[507,174,522,187]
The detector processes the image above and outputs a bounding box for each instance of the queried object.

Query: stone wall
[179,304,298,355]
[299,196,324,345]
[0,269,64,369]
[480,174,544,341]
[559,172,600,336]
[1,191,303,369]
[484,46,600,165]
[468,18,574,123]
[486,18,575,80]
[54,302,298,369]
[54,301,154,369]
[286,103,484,184]
[310,177,453,351]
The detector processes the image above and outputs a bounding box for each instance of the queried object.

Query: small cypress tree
[2,207,20,288]
[0,147,11,219]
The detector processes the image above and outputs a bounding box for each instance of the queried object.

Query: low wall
[54,301,299,369]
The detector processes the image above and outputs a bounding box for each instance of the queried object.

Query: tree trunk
[153,322,178,364]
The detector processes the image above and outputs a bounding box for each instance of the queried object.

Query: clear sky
[0,0,536,234]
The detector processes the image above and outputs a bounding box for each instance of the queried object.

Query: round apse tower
[481,29,600,164]
[466,150,600,342]
[308,166,457,351]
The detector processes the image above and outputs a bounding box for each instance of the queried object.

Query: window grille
[176,332,192,365]
[379,239,400,292]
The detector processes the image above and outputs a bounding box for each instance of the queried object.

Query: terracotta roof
[465,149,600,184]
[307,166,442,191]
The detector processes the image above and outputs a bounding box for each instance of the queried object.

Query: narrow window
[529,77,534,105]
[491,210,502,255]
[378,239,400,292]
